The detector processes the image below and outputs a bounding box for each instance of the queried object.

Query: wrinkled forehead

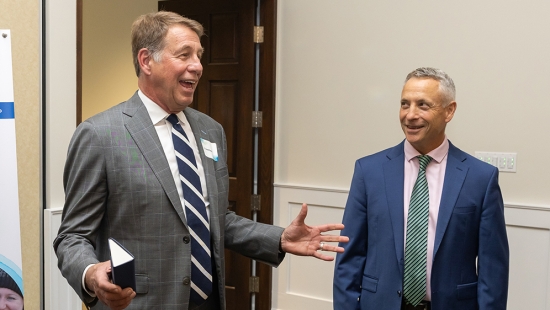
[164,24,204,51]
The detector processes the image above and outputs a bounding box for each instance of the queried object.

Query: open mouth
[181,80,196,89]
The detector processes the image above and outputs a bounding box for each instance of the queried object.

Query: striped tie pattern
[166,114,212,304]
[403,155,432,306]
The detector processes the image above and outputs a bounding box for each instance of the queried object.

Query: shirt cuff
[82,264,97,298]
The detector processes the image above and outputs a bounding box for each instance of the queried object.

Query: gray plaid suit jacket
[54,92,285,309]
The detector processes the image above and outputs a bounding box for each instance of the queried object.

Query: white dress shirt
[138,90,211,216]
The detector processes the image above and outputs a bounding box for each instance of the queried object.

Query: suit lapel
[433,142,468,258]
[122,92,187,225]
[383,142,406,273]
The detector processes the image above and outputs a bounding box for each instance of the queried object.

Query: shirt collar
[138,89,187,125]
[404,137,449,164]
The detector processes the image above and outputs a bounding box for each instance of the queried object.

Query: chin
[405,135,422,143]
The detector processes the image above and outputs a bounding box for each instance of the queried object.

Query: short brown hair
[131,11,204,77]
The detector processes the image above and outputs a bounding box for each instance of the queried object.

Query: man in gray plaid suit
[54,11,348,310]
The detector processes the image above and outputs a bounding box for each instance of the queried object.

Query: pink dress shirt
[403,138,449,301]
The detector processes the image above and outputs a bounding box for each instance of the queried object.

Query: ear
[137,48,153,76]
[445,101,457,123]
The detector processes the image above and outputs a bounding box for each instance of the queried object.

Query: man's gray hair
[405,67,456,105]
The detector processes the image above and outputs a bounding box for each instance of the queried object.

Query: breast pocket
[453,205,476,214]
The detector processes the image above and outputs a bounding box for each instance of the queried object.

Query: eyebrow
[175,44,204,55]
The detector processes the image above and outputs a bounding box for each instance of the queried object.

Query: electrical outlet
[474,152,517,173]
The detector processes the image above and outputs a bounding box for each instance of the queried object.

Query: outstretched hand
[280,203,349,261]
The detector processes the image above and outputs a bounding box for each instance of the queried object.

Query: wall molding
[44,185,550,310]
[274,183,550,211]
[273,183,349,194]
[272,184,550,310]
[44,208,82,310]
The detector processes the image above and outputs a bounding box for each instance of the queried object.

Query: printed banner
[0,29,24,308]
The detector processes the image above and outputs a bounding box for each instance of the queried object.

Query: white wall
[274,0,550,207]
[273,0,550,309]
[273,188,550,310]
[44,1,80,309]
[45,0,77,210]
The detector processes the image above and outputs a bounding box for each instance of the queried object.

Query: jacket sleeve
[53,120,106,306]
[217,124,285,266]
[477,168,509,309]
[333,160,368,310]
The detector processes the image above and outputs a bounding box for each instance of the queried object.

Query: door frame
[254,1,278,309]
[76,1,278,308]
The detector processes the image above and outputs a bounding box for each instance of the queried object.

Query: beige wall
[275,0,550,207]
[82,0,158,121]
[0,1,41,309]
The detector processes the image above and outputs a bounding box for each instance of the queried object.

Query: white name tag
[200,138,218,162]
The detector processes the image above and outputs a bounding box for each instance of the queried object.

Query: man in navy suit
[333,67,509,310]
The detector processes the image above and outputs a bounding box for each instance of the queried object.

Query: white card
[200,138,218,161]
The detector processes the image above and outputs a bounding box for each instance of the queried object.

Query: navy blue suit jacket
[333,141,509,310]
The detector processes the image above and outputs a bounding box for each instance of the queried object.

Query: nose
[189,57,203,78]
[405,105,420,120]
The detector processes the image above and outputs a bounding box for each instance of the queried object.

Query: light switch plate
[474,152,516,172]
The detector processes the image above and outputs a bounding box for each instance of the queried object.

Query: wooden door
[158,1,277,309]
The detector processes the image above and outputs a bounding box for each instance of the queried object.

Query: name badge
[200,138,218,162]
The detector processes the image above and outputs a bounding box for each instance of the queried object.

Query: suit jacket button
[397,290,402,297]
[183,277,190,285]
[183,236,190,244]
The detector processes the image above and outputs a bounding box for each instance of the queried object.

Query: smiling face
[0,288,23,310]
[138,24,203,113]
[400,77,456,154]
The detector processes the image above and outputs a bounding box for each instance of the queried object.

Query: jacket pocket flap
[456,282,477,300]
[135,274,149,294]
[361,275,378,293]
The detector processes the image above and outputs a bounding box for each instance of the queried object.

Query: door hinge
[252,111,263,128]
[249,276,260,293]
[253,26,264,43]
[251,194,261,211]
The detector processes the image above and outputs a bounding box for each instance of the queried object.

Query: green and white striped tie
[403,155,432,306]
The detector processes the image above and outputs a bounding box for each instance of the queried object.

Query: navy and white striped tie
[166,114,212,304]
